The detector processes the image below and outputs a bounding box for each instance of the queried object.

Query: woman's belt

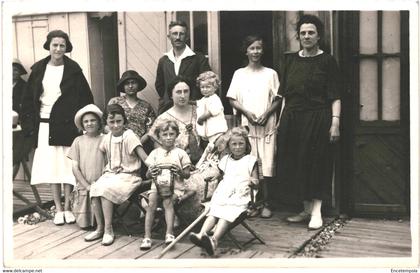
[39,118,49,123]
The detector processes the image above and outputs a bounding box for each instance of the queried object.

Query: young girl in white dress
[227,35,281,218]
[67,104,105,229]
[195,71,228,144]
[189,126,259,256]
[140,120,192,250]
[87,104,148,246]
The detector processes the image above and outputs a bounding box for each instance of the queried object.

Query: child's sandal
[165,234,175,245]
[140,238,152,250]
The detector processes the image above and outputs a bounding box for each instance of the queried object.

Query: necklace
[108,133,124,173]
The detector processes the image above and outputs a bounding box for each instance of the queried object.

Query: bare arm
[71,160,91,191]
[228,98,257,125]
[255,97,282,126]
[329,99,341,143]
[135,145,148,164]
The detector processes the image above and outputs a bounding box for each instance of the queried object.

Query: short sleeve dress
[145,147,192,198]
[208,154,257,222]
[90,129,143,204]
[67,133,105,228]
[108,96,155,139]
[226,67,280,177]
[276,52,342,201]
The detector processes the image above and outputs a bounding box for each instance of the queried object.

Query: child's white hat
[74,104,103,131]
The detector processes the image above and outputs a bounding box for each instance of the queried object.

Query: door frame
[337,11,410,216]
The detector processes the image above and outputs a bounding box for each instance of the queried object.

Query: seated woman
[189,127,259,256]
[142,76,201,164]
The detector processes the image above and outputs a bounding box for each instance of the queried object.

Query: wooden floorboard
[12,213,413,260]
[318,218,412,258]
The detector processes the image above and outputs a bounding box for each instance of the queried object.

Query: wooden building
[12,10,410,217]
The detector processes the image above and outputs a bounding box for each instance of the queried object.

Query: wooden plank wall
[117,12,167,113]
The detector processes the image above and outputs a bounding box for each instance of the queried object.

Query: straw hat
[117,70,147,93]
[74,104,103,131]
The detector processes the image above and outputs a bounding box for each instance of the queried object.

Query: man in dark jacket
[155,20,211,114]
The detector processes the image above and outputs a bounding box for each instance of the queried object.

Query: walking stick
[158,203,210,259]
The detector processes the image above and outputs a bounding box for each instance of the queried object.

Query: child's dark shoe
[189,232,204,248]
[201,234,216,256]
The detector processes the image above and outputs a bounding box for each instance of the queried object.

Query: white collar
[164,45,196,63]
[298,49,324,57]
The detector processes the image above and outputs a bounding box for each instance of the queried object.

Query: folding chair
[205,180,266,250]
[224,191,266,250]
[13,127,50,218]
[113,179,152,235]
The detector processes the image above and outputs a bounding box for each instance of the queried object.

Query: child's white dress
[209,154,257,222]
[196,94,228,143]
[67,134,105,228]
[145,147,191,198]
[90,129,143,204]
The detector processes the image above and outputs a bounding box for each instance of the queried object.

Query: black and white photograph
[2,0,419,271]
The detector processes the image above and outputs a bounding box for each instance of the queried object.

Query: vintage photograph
[3,0,419,270]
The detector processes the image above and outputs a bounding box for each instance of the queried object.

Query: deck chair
[113,179,152,235]
[224,188,266,250]
[204,174,266,250]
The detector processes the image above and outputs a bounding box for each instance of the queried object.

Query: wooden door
[339,11,410,216]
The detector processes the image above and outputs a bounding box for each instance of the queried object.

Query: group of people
[13,14,342,256]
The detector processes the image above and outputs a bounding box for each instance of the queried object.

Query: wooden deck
[11,211,412,261]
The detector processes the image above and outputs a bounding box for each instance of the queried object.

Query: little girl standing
[67,104,105,229]
[87,104,148,246]
[140,120,192,250]
[189,126,259,256]
[195,71,228,144]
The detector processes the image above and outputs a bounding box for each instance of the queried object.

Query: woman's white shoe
[308,214,323,230]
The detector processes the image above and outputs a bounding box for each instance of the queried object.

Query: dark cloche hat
[43,30,73,53]
[13,58,27,75]
[117,70,147,93]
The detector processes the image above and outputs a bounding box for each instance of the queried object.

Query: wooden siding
[118,12,167,113]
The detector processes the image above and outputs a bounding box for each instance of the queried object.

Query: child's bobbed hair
[154,120,180,139]
[103,103,128,125]
[196,70,221,90]
[228,126,252,155]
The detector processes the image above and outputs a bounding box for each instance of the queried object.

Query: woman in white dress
[21,30,94,225]
[226,35,282,218]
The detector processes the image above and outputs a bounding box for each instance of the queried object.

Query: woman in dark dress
[277,15,342,229]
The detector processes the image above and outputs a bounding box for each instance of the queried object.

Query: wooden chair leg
[240,221,266,245]
[226,231,245,250]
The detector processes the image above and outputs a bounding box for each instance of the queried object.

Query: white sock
[303,200,313,214]
[311,199,322,216]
